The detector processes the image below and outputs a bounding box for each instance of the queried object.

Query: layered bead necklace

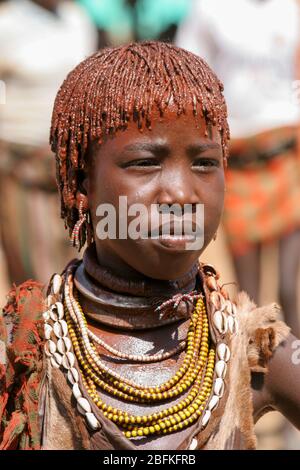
[44,264,233,440]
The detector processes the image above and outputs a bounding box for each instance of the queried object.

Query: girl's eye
[192,158,220,170]
[123,158,161,168]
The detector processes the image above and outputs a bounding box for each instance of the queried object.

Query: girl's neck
[72,244,201,330]
[84,243,199,297]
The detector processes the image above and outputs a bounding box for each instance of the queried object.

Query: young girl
[0,42,299,450]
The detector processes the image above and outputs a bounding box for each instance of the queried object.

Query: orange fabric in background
[223,127,300,256]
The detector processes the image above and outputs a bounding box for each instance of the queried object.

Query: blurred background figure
[77,0,190,47]
[77,0,133,47]
[0,0,97,286]
[176,0,300,339]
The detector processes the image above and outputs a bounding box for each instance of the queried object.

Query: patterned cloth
[223,127,300,255]
[0,281,45,450]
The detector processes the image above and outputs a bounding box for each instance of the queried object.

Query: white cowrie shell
[222,313,228,333]
[50,356,60,368]
[189,438,198,450]
[67,367,79,385]
[42,310,50,321]
[66,351,75,367]
[53,352,62,366]
[58,319,68,337]
[214,378,225,397]
[228,316,238,335]
[213,311,223,333]
[213,311,228,335]
[77,397,92,414]
[44,323,52,340]
[47,294,54,308]
[57,338,66,354]
[52,274,62,295]
[62,336,72,352]
[62,352,75,369]
[47,339,56,355]
[53,322,63,338]
[217,343,230,362]
[215,360,227,379]
[86,413,100,431]
[232,302,237,316]
[55,302,64,320]
[201,410,211,428]
[208,395,220,411]
[50,302,64,322]
[72,383,82,400]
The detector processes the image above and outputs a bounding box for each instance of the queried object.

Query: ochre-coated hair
[50,41,230,248]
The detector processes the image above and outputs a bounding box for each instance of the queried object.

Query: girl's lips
[156,234,196,250]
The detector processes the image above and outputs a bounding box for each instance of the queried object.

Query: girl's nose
[157,168,199,208]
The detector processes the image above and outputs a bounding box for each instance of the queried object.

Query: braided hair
[50,41,229,249]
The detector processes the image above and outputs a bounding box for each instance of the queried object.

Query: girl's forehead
[96,105,222,152]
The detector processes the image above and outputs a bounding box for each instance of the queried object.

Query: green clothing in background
[77,0,190,42]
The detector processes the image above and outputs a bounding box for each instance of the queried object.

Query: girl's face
[86,106,225,280]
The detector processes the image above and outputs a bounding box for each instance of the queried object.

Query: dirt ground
[0,226,299,449]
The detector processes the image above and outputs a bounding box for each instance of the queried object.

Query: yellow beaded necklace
[64,273,216,438]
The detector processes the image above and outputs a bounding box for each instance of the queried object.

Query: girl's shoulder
[0,280,46,450]
[201,285,291,450]
[233,291,290,373]
[200,261,290,374]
